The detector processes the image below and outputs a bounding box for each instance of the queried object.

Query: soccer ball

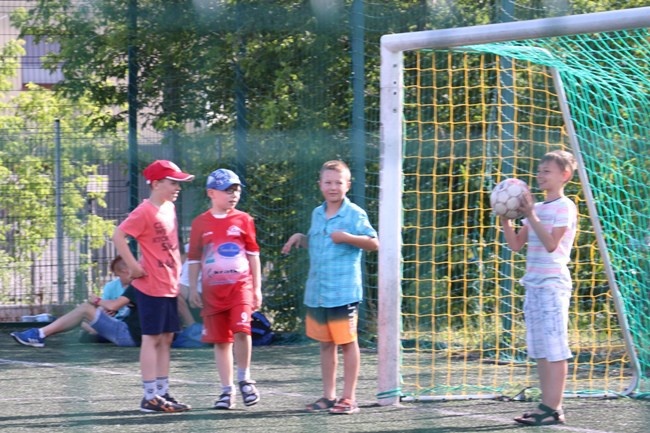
[490,178,528,220]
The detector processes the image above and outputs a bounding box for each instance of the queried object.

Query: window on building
[21,35,63,89]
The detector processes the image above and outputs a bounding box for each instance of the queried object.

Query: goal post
[378,7,650,405]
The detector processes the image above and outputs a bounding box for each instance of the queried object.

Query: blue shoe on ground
[10,328,45,348]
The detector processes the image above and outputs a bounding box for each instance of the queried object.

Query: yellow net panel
[399,28,649,399]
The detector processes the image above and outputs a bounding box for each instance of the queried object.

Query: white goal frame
[377,7,650,406]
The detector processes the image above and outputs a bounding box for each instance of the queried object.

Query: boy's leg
[138,291,179,385]
[177,293,196,328]
[231,304,254,378]
[140,334,161,384]
[340,340,360,401]
[41,303,97,337]
[229,304,259,406]
[214,342,235,388]
[320,341,338,400]
[156,332,174,380]
[141,333,174,397]
[516,286,569,424]
[233,332,252,376]
[8,305,95,347]
[234,332,260,406]
[537,358,568,410]
[326,303,361,414]
[139,334,162,406]
[138,333,189,412]
[215,305,241,388]
[140,333,174,385]
[80,321,98,335]
[88,310,137,346]
[535,286,571,411]
[203,311,238,409]
[136,292,189,413]
[213,342,239,408]
[305,306,341,409]
[327,303,359,401]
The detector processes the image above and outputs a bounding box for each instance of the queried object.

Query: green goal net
[378,8,650,402]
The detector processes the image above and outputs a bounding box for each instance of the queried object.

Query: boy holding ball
[501,150,578,426]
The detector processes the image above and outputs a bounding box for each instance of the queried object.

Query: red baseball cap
[143,160,195,184]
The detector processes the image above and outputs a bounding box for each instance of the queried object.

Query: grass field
[1,325,648,433]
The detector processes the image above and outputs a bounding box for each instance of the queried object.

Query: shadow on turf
[0,409,522,433]
[0,407,332,430]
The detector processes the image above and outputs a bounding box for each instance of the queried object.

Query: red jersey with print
[188,209,260,315]
[118,199,181,297]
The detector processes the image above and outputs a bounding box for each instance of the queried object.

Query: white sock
[143,380,157,400]
[156,377,169,396]
[237,368,250,382]
[38,329,46,339]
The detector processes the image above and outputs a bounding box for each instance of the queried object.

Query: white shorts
[523,285,573,362]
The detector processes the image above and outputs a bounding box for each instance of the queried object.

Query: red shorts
[201,304,252,344]
[305,303,358,345]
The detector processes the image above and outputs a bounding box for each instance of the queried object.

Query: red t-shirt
[188,209,260,315]
[118,199,182,297]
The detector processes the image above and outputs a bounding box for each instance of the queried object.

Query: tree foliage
[0,40,120,298]
[5,0,646,325]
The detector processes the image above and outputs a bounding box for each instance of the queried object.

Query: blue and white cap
[206,168,243,191]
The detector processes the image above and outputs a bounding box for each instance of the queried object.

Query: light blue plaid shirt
[304,197,377,308]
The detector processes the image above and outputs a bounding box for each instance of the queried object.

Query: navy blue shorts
[135,288,181,335]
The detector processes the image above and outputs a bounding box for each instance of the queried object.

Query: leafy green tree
[9,0,644,327]
[0,40,119,302]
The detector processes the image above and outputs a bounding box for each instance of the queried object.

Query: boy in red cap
[113,160,195,413]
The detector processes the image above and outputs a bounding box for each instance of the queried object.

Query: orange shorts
[202,304,252,344]
[305,303,358,345]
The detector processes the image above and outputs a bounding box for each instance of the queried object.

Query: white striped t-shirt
[520,196,577,289]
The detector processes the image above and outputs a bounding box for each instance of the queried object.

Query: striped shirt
[304,197,377,308]
[520,196,577,289]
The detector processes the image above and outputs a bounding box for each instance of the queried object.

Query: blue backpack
[171,313,274,348]
[251,311,275,346]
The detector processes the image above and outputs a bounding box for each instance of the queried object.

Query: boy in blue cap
[187,169,262,410]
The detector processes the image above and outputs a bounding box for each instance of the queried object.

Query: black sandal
[213,392,234,410]
[239,380,260,406]
[212,392,235,410]
[306,397,336,412]
[514,403,565,426]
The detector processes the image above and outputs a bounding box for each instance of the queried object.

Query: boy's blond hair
[541,150,577,180]
[320,160,351,178]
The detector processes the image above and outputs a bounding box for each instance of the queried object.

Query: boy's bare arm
[88,294,130,311]
[247,254,262,310]
[187,262,203,309]
[330,231,379,251]
[500,217,527,252]
[112,227,145,279]
[281,233,308,254]
[525,214,567,252]
[519,192,566,252]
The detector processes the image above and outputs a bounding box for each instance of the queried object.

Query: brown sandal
[306,397,336,412]
[329,398,360,415]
